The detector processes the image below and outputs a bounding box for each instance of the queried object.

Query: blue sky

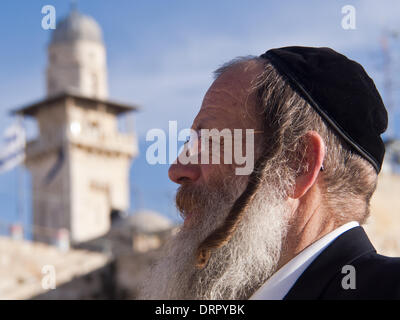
[1,0,400,229]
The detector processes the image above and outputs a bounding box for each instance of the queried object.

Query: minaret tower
[14,8,138,244]
[47,7,108,99]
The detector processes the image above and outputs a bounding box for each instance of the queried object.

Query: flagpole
[17,115,25,238]
[0,117,26,239]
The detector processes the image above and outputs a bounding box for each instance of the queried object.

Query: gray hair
[213,56,378,225]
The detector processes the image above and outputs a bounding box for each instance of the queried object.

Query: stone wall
[364,172,400,257]
[33,260,117,300]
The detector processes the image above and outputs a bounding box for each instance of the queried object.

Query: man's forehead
[206,60,262,100]
[194,60,263,129]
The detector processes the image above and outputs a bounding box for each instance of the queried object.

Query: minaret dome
[47,8,108,99]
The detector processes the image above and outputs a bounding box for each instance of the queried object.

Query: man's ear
[291,131,325,199]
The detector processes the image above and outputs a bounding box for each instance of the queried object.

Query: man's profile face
[168,60,264,227]
[141,59,291,300]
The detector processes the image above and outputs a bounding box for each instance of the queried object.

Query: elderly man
[141,46,400,300]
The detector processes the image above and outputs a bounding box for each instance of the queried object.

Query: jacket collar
[283,226,376,299]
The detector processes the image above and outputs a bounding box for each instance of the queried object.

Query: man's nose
[168,161,200,184]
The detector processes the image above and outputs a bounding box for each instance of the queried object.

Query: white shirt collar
[249,221,359,300]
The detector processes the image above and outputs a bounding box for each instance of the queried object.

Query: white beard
[139,175,292,300]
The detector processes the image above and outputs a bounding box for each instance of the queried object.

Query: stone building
[0,236,113,299]
[0,209,175,300]
[14,8,138,244]
[75,210,176,299]
[0,7,177,300]
[47,8,108,99]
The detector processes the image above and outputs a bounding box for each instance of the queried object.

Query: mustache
[175,183,214,220]
[175,174,247,221]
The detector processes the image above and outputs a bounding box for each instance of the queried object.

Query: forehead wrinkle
[194,109,241,131]
[202,90,245,117]
[200,97,258,130]
[208,88,245,104]
[203,97,258,128]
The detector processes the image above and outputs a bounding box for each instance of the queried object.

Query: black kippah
[260,46,388,173]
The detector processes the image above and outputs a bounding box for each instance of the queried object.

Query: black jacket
[284,226,400,299]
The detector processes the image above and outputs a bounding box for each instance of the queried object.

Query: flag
[0,122,25,173]
[44,147,64,184]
